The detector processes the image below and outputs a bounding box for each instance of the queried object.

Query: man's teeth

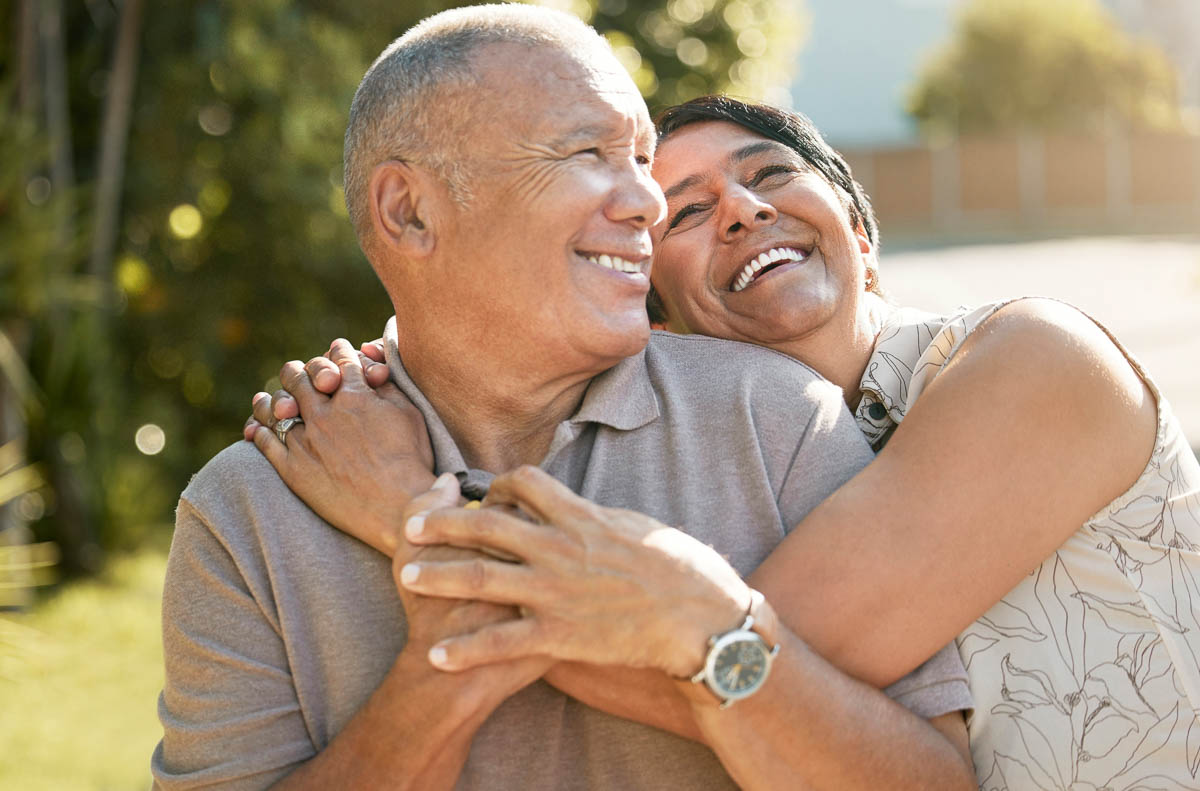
[587,253,644,274]
[731,246,807,292]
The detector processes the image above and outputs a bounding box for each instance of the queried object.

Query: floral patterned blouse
[855,300,1200,790]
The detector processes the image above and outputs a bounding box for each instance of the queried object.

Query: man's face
[649,121,872,348]
[432,44,664,371]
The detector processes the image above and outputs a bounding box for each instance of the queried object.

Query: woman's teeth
[731,247,807,292]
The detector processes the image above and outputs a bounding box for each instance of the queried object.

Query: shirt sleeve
[883,642,973,719]
[775,377,877,531]
[151,498,314,790]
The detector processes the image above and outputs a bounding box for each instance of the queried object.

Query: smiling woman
[641,95,1200,788]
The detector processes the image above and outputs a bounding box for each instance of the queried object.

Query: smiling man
[153,6,973,790]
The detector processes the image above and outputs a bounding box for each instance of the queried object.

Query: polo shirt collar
[381,317,658,497]
[569,347,659,431]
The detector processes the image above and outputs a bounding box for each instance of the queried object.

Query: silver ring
[275,416,304,446]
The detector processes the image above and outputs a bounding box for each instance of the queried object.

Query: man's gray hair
[343,3,612,255]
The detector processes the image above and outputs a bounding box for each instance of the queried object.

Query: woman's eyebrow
[730,140,791,164]
[663,173,705,200]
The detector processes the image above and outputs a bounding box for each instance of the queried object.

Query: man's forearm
[548,639,972,790]
[690,632,974,791]
[544,663,703,742]
[271,646,532,790]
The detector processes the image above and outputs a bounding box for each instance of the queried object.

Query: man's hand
[397,466,751,678]
[244,339,437,555]
[396,476,552,690]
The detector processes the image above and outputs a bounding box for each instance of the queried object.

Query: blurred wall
[844,129,1200,242]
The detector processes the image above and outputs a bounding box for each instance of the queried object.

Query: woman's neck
[772,294,896,410]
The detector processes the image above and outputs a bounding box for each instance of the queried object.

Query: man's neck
[398,338,597,472]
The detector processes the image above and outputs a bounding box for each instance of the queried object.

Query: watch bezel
[701,628,775,705]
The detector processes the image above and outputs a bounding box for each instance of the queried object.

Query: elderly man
[153,6,973,789]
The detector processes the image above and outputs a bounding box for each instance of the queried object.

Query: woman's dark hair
[647,95,881,325]
[656,95,879,249]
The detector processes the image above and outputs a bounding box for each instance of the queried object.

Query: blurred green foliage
[0,545,167,790]
[908,0,1182,137]
[0,0,805,576]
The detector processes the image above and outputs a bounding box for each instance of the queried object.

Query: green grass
[0,544,168,791]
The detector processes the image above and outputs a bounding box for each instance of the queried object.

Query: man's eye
[574,148,602,158]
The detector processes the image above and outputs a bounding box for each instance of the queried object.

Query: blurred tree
[907,0,1182,137]
[0,0,806,578]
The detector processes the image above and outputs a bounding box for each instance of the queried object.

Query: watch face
[710,634,770,699]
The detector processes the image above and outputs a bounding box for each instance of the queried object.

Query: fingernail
[431,472,456,491]
[399,563,420,585]
[429,645,449,668]
[315,369,336,388]
[405,511,427,539]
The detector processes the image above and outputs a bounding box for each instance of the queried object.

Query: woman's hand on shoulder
[244,338,437,556]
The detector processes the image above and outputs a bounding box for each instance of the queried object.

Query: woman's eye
[667,204,705,230]
[749,165,794,186]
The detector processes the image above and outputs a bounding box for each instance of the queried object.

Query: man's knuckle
[512,465,542,486]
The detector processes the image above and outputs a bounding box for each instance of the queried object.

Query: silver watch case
[691,617,780,708]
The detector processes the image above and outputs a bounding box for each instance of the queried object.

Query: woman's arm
[754,297,1158,686]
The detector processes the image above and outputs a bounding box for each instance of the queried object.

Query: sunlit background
[1,0,1197,787]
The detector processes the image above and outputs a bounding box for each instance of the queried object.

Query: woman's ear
[369,160,438,259]
[853,218,873,256]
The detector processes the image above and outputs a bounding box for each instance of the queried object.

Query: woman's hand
[245,339,437,554]
[397,466,752,678]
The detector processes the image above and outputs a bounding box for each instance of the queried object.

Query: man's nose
[607,158,667,230]
[718,186,778,242]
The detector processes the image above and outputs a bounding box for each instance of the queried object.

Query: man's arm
[395,467,974,791]
[154,481,546,790]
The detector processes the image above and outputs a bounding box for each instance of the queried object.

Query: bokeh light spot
[737,28,767,58]
[26,176,51,206]
[198,179,232,216]
[135,424,166,456]
[168,204,203,239]
[198,103,233,136]
[676,37,708,68]
[116,255,152,296]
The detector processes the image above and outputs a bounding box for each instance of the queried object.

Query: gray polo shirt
[153,328,970,790]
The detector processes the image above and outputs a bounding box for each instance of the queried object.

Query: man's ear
[369,160,439,259]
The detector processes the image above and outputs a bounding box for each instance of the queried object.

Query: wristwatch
[690,589,780,709]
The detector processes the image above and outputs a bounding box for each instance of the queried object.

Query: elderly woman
[248,96,1200,787]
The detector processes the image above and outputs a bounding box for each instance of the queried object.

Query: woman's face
[649,120,873,347]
